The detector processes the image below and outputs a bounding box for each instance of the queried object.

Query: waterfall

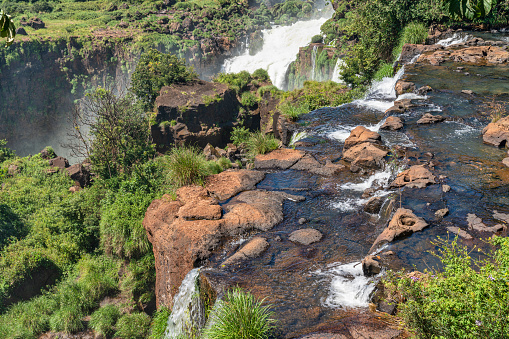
[222,12,332,89]
[311,45,318,81]
[164,269,205,339]
[331,58,345,83]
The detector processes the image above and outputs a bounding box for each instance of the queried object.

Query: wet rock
[66,164,91,188]
[399,43,443,65]
[289,228,323,245]
[206,169,265,201]
[493,210,509,223]
[442,184,451,192]
[362,255,381,276]
[502,158,509,167]
[362,188,376,198]
[417,113,445,124]
[343,143,388,170]
[254,149,305,170]
[344,126,382,150]
[390,165,436,188]
[417,85,433,95]
[395,80,416,96]
[418,45,509,65]
[364,196,384,214]
[290,154,345,176]
[223,190,304,235]
[435,208,449,219]
[461,89,474,95]
[384,105,405,115]
[467,213,506,233]
[222,237,269,266]
[447,226,473,240]
[298,218,307,225]
[380,116,403,131]
[15,27,27,36]
[482,115,509,147]
[394,98,415,110]
[48,156,69,170]
[370,208,428,251]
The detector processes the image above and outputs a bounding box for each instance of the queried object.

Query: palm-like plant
[445,0,495,20]
[0,10,15,46]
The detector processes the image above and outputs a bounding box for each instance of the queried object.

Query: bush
[257,85,279,98]
[115,313,151,339]
[213,71,252,94]
[205,288,276,339]
[231,126,251,146]
[393,22,428,59]
[149,306,171,339]
[386,236,509,338]
[131,49,197,110]
[252,68,270,82]
[279,102,309,121]
[0,139,14,163]
[89,305,121,337]
[240,92,258,108]
[165,146,209,187]
[311,34,323,43]
[373,62,394,81]
[245,132,278,158]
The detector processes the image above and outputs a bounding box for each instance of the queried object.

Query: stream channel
[167,32,509,338]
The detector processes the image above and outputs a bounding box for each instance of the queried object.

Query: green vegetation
[115,312,152,339]
[445,0,495,20]
[231,126,252,146]
[252,68,270,82]
[205,288,276,339]
[131,49,197,110]
[240,91,258,108]
[311,34,323,43]
[385,236,509,338]
[149,306,171,339]
[279,102,309,121]
[214,71,252,94]
[245,131,279,158]
[373,62,394,81]
[0,10,15,46]
[89,304,121,337]
[392,22,428,59]
[165,146,212,187]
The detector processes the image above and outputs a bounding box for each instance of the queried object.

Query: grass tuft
[89,304,121,338]
[245,132,279,158]
[165,146,210,187]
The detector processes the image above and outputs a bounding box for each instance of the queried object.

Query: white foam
[340,169,393,192]
[331,58,345,83]
[437,33,470,47]
[332,198,368,212]
[396,93,427,101]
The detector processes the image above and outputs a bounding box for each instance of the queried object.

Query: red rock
[206,169,265,201]
[342,142,388,170]
[344,126,381,150]
[222,237,269,266]
[289,228,323,245]
[390,165,436,188]
[395,81,416,96]
[380,116,403,130]
[254,149,305,170]
[482,115,509,147]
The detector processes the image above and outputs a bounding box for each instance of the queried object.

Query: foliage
[0,10,15,46]
[149,306,171,339]
[205,288,276,339]
[213,71,252,94]
[69,87,155,179]
[115,312,152,339]
[257,85,280,97]
[0,139,14,163]
[279,102,309,121]
[392,22,428,58]
[252,68,270,82]
[164,146,210,187]
[90,304,121,337]
[444,0,495,20]
[245,132,279,158]
[131,49,197,110]
[230,126,251,146]
[373,62,394,81]
[240,91,258,108]
[311,34,323,43]
[385,236,509,338]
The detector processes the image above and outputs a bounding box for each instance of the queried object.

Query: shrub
[230,126,251,146]
[213,71,252,94]
[89,305,121,337]
[386,236,509,338]
[311,34,323,43]
[165,146,209,187]
[393,22,428,59]
[245,132,278,158]
[149,306,171,339]
[373,62,394,81]
[240,92,258,108]
[257,85,279,98]
[205,288,276,339]
[0,139,14,163]
[115,312,151,339]
[279,102,309,121]
[252,68,270,82]
[131,49,197,110]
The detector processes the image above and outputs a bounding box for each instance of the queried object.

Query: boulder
[417,113,445,124]
[222,237,269,266]
[177,200,222,220]
[364,196,384,214]
[502,158,509,167]
[66,164,91,188]
[254,149,305,170]
[203,143,221,160]
[15,27,27,36]
[395,81,416,96]
[342,142,388,170]
[27,17,45,29]
[288,228,323,245]
[380,116,403,131]
[467,213,506,233]
[399,43,443,65]
[384,105,405,115]
[206,169,265,201]
[482,115,509,147]
[370,208,428,251]
[290,154,345,176]
[361,255,381,276]
[435,208,449,219]
[418,45,509,65]
[343,126,382,150]
[442,184,451,192]
[48,156,69,170]
[417,85,433,95]
[390,165,436,188]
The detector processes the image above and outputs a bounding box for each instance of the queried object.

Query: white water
[341,169,393,192]
[437,32,470,47]
[316,262,381,308]
[328,119,384,143]
[164,269,205,339]
[222,15,332,89]
[289,130,308,146]
[311,45,318,81]
[331,58,345,83]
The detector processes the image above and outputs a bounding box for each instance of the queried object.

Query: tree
[130,49,197,111]
[67,88,154,179]
[445,0,495,20]
[0,10,15,46]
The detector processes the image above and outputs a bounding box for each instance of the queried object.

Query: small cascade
[311,45,318,81]
[331,58,345,83]
[222,11,332,89]
[164,269,205,339]
[436,32,470,46]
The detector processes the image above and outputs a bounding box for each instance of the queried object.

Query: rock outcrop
[380,116,403,130]
[370,208,428,251]
[342,143,388,171]
[467,213,506,233]
[290,154,345,176]
[390,165,436,188]
[417,45,509,66]
[206,169,265,201]
[222,237,269,266]
[395,81,416,96]
[343,126,381,150]
[254,149,305,170]
[482,115,509,147]
[417,113,445,124]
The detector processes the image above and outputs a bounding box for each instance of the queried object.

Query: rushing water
[331,58,345,83]
[222,12,332,89]
[311,45,318,81]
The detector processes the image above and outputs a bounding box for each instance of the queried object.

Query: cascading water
[164,269,205,339]
[222,11,332,89]
[436,32,470,46]
[311,45,318,81]
[331,58,345,83]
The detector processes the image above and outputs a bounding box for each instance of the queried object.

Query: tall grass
[166,146,210,187]
[204,288,276,339]
[89,304,121,337]
[393,22,428,59]
[279,102,309,121]
[373,62,394,81]
[245,132,279,158]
